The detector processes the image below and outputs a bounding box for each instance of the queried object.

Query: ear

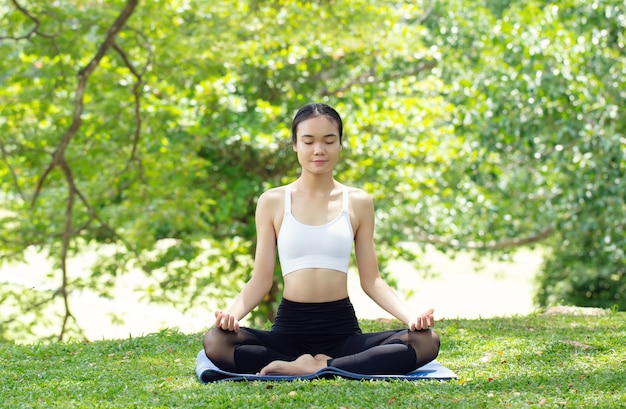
[292,143,297,152]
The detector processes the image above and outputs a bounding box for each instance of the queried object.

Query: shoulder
[256,185,288,217]
[343,185,375,236]
[344,185,374,207]
[255,186,287,229]
[257,185,286,207]
[343,185,375,220]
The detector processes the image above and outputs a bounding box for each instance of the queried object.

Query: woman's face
[293,115,342,175]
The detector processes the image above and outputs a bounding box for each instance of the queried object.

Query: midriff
[282,268,349,303]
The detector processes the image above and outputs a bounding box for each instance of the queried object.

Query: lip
[312,160,328,164]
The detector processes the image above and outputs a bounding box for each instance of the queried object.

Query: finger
[219,315,231,330]
[214,312,223,328]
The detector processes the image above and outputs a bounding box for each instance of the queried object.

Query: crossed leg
[204,327,440,376]
[203,327,295,374]
[260,329,440,376]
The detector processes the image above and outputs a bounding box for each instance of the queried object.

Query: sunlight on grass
[1,313,625,408]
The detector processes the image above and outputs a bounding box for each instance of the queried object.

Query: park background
[0,243,542,341]
[1,0,624,344]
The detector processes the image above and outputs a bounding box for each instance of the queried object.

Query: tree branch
[112,42,144,169]
[412,2,435,25]
[20,0,140,340]
[57,159,76,341]
[0,140,27,203]
[0,287,61,329]
[74,188,144,261]
[1,0,55,40]
[31,0,140,207]
[415,226,555,250]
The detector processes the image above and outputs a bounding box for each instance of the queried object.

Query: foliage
[0,0,440,340]
[1,0,625,341]
[1,312,625,408]
[419,0,626,309]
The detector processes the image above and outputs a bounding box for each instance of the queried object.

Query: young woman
[203,103,440,376]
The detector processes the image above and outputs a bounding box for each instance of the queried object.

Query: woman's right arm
[214,191,279,332]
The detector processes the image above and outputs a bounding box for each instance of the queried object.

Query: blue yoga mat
[196,350,457,383]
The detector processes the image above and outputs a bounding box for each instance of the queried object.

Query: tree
[0,0,442,341]
[1,0,624,342]
[419,0,625,308]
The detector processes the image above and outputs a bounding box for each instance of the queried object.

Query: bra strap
[284,184,292,214]
[341,186,349,212]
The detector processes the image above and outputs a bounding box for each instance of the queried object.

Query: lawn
[1,309,624,408]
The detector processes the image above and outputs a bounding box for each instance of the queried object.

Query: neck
[294,173,337,192]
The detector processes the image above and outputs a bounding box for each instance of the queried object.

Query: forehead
[296,115,339,137]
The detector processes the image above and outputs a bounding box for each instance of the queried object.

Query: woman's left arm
[353,190,434,330]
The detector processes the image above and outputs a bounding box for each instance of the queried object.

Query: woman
[203,102,440,376]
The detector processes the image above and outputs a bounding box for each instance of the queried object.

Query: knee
[430,329,440,348]
[407,328,440,360]
[408,328,440,346]
[430,329,441,357]
[203,327,224,359]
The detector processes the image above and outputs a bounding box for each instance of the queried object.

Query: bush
[535,233,626,310]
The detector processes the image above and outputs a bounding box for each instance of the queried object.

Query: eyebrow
[300,133,338,138]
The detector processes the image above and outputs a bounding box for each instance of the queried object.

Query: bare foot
[258,354,331,376]
[314,353,332,363]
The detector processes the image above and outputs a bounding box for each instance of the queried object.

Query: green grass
[1,311,625,408]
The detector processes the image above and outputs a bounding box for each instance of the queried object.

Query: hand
[409,308,435,331]
[214,310,240,332]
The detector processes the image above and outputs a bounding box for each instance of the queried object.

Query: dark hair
[291,103,343,145]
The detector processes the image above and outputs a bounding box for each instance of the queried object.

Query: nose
[313,142,325,155]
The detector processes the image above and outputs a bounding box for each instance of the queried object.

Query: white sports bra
[277,184,354,276]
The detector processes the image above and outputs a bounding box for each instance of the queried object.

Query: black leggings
[203,298,440,375]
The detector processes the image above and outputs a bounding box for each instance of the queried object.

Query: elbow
[262,277,275,294]
[360,280,376,298]
[360,273,384,298]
